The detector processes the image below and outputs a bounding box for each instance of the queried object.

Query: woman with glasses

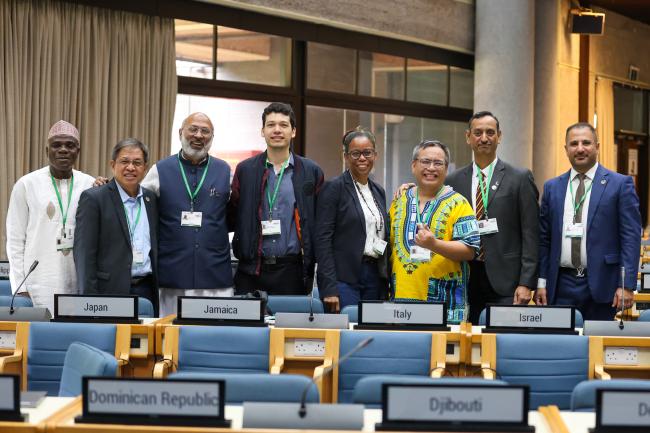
[390,140,480,324]
[315,127,390,313]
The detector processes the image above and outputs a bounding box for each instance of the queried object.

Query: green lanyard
[178,154,210,211]
[266,157,290,220]
[569,174,593,219]
[50,174,74,229]
[476,161,495,217]
[123,197,142,242]
[415,186,444,226]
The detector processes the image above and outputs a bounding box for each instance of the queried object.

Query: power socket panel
[0,331,16,349]
[293,339,325,357]
[604,347,639,365]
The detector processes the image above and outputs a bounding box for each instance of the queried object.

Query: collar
[570,162,599,182]
[266,152,294,168]
[472,157,498,178]
[115,181,143,203]
[179,150,209,166]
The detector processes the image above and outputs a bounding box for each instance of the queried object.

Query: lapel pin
[601,179,606,185]
[145,197,150,202]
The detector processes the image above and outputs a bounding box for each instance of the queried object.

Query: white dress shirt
[6,167,95,312]
[471,157,499,213]
[352,174,385,258]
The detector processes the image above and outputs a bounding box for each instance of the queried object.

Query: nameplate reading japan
[384,384,527,424]
[360,302,445,326]
[487,305,574,329]
[55,295,136,318]
[178,297,263,321]
[598,389,650,428]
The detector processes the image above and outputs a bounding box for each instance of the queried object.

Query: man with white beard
[142,112,233,316]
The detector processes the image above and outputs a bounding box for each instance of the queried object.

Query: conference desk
[40,397,593,433]
[0,396,74,432]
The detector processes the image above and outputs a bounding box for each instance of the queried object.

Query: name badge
[261,219,281,236]
[56,225,75,251]
[175,297,265,325]
[181,211,202,227]
[485,305,575,331]
[54,294,138,322]
[372,238,387,255]
[79,377,228,427]
[359,301,446,327]
[597,389,650,429]
[132,249,145,265]
[565,222,583,238]
[477,218,498,235]
[0,375,22,421]
[381,384,528,426]
[409,245,431,262]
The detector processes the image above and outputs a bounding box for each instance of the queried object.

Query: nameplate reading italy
[55,294,137,320]
[0,375,22,421]
[596,389,650,429]
[177,296,264,322]
[359,301,445,327]
[381,384,528,428]
[80,377,228,427]
[486,305,574,330]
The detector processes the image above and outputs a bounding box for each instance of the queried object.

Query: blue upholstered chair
[480,333,590,409]
[58,342,119,397]
[0,280,12,296]
[154,326,276,378]
[330,330,446,403]
[477,307,584,328]
[0,295,33,307]
[638,309,650,322]
[169,372,319,404]
[340,305,358,323]
[138,297,155,318]
[571,379,650,411]
[267,295,324,314]
[353,377,508,407]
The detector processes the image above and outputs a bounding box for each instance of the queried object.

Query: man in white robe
[6,120,95,313]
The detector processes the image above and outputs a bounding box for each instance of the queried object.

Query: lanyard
[266,157,290,220]
[475,161,495,217]
[178,154,210,211]
[350,171,383,234]
[50,173,74,229]
[123,197,142,242]
[569,174,593,218]
[415,186,444,226]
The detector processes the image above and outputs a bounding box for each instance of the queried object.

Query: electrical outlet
[293,339,325,357]
[604,347,639,365]
[0,331,16,349]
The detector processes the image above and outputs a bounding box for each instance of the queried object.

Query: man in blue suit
[535,122,641,319]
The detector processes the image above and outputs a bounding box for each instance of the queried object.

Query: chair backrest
[27,322,118,395]
[336,330,435,403]
[0,295,33,307]
[639,309,650,322]
[0,280,12,296]
[478,308,584,328]
[571,379,650,411]
[340,305,358,323]
[494,334,589,409]
[58,342,118,397]
[267,295,324,314]
[168,372,319,404]
[138,297,155,318]
[177,326,270,374]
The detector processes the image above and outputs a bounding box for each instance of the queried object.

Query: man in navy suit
[535,122,641,319]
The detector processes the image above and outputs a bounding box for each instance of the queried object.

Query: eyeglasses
[415,158,446,168]
[347,149,376,160]
[186,125,213,136]
[117,158,145,168]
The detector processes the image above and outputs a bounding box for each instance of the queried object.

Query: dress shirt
[471,157,499,214]
[352,174,385,258]
[115,182,152,277]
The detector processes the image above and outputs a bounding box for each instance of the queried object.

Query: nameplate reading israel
[385,385,525,424]
[0,376,17,411]
[488,305,572,329]
[600,390,650,427]
[56,295,135,318]
[180,297,262,321]
[361,302,444,325]
[86,378,221,417]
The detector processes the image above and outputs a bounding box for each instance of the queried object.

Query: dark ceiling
[588,0,650,26]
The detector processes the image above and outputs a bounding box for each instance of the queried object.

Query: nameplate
[358,301,447,329]
[596,389,650,429]
[54,294,138,323]
[378,384,529,430]
[0,261,9,279]
[0,375,23,421]
[485,305,575,332]
[175,297,264,325]
[77,377,228,427]
[643,273,650,292]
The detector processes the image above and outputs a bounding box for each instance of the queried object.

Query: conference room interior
[2,0,650,432]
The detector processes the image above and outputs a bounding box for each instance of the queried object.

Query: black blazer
[315,171,390,299]
[74,179,159,300]
[446,159,539,295]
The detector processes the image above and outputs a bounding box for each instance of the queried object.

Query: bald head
[179,112,214,163]
[181,112,213,130]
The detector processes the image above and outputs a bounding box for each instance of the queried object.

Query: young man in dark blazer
[446,111,539,323]
[74,138,159,314]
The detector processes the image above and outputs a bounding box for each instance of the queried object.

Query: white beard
[180,136,213,162]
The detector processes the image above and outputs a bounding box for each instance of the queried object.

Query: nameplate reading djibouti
[360,302,444,326]
[179,297,262,321]
[487,306,572,329]
[56,295,135,317]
